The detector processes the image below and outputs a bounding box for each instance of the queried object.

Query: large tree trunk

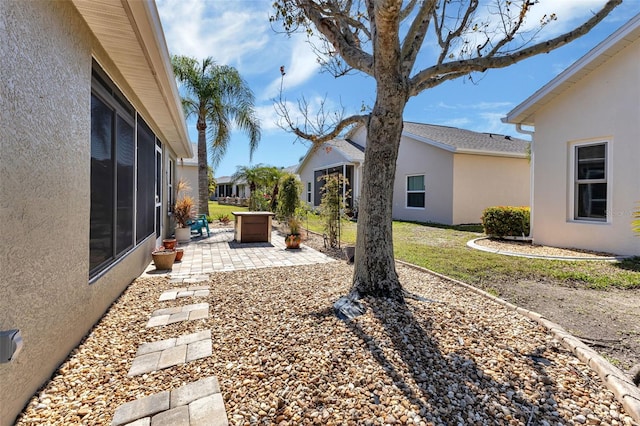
[349,0,406,302]
[197,121,209,217]
[351,99,405,301]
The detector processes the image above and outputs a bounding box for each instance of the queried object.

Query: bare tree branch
[290,1,375,76]
[410,0,622,96]
[400,0,437,74]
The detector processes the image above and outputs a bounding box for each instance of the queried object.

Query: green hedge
[481,206,530,237]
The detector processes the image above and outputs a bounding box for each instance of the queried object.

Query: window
[307,182,312,203]
[90,61,161,278]
[407,175,425,208]
[574,142,607,221]
[136,118,156,243]
[90,64,135,275]
[313,165,354,208]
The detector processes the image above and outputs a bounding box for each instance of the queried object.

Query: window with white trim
[307,182,311,203]
[406,175,425,208]
[574,142,607,221]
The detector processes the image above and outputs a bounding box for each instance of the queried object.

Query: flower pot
[285,234,301,250]
[152,250,176,270]
[174,248,184,262]
[162,238,177,250]
[175,227,191,243]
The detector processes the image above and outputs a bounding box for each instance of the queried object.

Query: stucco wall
[531,37,640,256]
[0,2,155,423]
[178,163,199,202]
[452,154,530,225]
[298,147,359,207]
[392,138,454,224]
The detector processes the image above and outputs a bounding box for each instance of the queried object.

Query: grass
[208,201,248,220]
[215,204,640,290]
[302,213,640,290]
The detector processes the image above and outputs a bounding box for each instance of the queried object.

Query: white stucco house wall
[177,142,199,201]
[504,13,640,256]
[0,1,191,423]
[297,122,530,225]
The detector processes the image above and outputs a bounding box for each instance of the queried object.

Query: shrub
[276,174,302,221]
[481,206,530,237]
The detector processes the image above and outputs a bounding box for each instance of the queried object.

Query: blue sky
[156,0,640,178]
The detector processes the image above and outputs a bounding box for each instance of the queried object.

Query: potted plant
[152,247,176,270]
[285,216,302,249]
[173,179,195,242]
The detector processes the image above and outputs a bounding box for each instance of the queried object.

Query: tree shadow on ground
[613,256,640,273]
[339,295,565,424]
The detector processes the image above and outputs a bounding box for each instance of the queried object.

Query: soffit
[71,0,191,158]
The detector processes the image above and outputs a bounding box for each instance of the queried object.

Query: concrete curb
[396,259,640,424]
[467,237,629,262]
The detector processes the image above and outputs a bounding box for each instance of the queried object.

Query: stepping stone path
[146,303,209,328]
[128,330,213,376]
[111,376,227,426]
[159,285,210,301]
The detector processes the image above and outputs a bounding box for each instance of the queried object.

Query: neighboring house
[503,13,640,256]
[215,175,251,199]
[297,122,530,225]
[0,1,191,424]
[177,142,200,203]
[297,139,364,212]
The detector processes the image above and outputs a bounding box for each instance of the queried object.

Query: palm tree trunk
[197,122,209,217]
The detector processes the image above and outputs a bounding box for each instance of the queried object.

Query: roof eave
[504,13,640,125]
[71,0,192,158]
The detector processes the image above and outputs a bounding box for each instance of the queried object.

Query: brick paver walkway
[111,376,227,426]
[159,228,334,277]
[146,303,209,328]
[128,330,212,377]
[159,286,210,301]
[112,226,336,425]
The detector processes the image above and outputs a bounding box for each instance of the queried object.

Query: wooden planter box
[232,211,274,243]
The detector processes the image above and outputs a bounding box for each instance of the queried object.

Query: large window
[90,62,160,278]
[574,142,607,221]
[406,175,425,208]
[313,164,354,208]
[90,68,135,275]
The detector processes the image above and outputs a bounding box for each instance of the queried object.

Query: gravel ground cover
[15,260,636,425]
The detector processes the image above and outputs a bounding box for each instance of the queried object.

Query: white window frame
[307,181,312,203]
[569,140,610,223]
[406,174,425,209]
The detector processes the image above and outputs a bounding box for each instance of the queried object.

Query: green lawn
[302,213,640,290]
[207,201,248,220]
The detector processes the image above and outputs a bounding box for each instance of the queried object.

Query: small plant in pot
[285,216,302,249]
[173,179,195,242]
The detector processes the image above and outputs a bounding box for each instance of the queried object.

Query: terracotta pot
[285,234,301,249]
[174,248,184,262]
[162,238,177,250]
[152,250,176,270]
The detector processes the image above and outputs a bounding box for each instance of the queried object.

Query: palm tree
[231,164,271,211]
[171,55,261,217]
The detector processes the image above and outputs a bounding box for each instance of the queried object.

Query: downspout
[515,123,535,239]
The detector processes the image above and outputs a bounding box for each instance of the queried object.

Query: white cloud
[261,33,323,100]
[157,0,271,68]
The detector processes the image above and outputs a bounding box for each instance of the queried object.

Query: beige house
[0,1,191,424]
[177,142,200,202]
[504,13,640,256]
[297,122,531,225]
